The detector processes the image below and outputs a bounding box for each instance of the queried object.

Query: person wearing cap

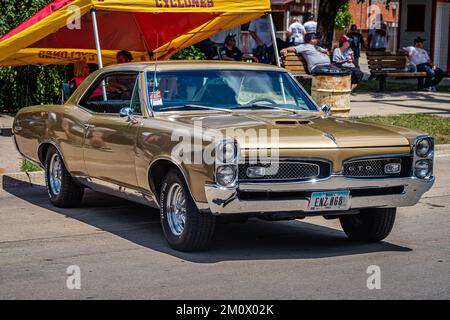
[280,32,335,75]
[402,37,444,91]
[333,36,364,92]
[220,35,258,62]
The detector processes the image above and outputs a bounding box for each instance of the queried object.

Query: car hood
[158,111,412,149]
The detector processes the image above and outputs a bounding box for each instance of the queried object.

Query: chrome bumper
[202,176,435,215]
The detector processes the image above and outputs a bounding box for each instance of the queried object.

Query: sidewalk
[350,90,450,117]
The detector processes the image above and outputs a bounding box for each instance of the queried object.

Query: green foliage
[335,2,353,31]
[361,114,450,144]
[0,0,66,113]
[172,46,206,60]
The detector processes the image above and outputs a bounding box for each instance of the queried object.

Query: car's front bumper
[202,175,435,215]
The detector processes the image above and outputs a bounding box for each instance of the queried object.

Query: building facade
[398,0,450,75]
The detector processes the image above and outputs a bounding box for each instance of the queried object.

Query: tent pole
[91,8,107,100]
[268,12,281,67]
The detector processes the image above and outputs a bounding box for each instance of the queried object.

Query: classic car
[13,61,435,251]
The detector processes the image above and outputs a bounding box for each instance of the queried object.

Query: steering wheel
[246,98,278,106]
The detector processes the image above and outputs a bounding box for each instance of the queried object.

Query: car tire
[339,208,396,242]
[45,146,84,208]
[160,169,216,251]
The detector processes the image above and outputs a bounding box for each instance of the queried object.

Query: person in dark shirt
[346,24,365,68]
[220,35,258,62]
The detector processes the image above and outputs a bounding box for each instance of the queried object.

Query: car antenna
[151,33,159,115]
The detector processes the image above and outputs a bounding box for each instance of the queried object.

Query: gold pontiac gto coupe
[13,61,435,251]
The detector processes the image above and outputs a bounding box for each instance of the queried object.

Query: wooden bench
[367,51,427,91]
[282,52,313,80]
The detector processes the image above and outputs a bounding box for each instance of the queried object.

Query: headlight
[216,165,237,187]
[216,140,237,164]
[414,159,432,179]
[416,138,432,157]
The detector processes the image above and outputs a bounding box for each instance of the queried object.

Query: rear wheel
[45,146,84,208]
[160,169,216,251]
[339,208,396,242]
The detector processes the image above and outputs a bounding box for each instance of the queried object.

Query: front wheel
[339,208,396,242]
[160,169,216,251]
[45,146,84,208]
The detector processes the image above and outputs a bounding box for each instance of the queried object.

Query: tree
[335,2,353,31]
[317,0,349,50]
[0,0,65,113]
[317,0,391,50]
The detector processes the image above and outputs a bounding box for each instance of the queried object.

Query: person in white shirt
[248,16,274,64]
[403,37,444,91]
[287,17,305,46]
[332,36,364,92]
[303,14,317,34]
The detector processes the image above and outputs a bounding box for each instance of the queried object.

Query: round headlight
[414,159,432,179]
[216,165,237,186]
[216,141,236,163]
[416,139,431,157]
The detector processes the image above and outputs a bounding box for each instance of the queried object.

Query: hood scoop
[274,119,311,126]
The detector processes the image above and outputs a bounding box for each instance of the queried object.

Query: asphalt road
[1,156,449,300]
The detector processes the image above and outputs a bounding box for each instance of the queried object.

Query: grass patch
[20,159,42,172]
[360,114,450,144]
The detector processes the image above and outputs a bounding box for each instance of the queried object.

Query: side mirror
[119,107,132,118]
[119,107,138,123]
[321,104,331,117]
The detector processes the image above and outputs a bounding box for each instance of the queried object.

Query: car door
[79,71,142,188]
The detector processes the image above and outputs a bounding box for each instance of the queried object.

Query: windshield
[145,70,317,112]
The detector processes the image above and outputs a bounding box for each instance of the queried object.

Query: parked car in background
[13,61,435,251]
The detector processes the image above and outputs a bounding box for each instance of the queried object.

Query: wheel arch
[147,157,194,204]
[37,141,68,169]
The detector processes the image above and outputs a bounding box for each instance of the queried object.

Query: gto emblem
[348,165,372,172]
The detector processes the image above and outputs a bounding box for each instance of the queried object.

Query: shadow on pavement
[3,180,412,263]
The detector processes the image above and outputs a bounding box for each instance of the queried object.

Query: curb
[436,144,450,153]
[0,171,45,189]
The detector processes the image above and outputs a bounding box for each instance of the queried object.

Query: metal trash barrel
[311,67,352,117]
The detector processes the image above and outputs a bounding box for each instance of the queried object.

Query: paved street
[0,154,449,299]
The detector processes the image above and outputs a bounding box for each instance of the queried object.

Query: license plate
[307,191,351,212]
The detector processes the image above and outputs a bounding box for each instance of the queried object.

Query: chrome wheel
[49,153,62,195]
[166,183,186,236]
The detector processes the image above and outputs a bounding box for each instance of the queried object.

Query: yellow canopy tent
[0,0,272,67]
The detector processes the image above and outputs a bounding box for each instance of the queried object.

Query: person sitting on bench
[403,37,444,92]
[280,33,339,75]
[333,36,364,93]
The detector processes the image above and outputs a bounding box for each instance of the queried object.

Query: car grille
[238,160,331,182]
[343,156,412,178]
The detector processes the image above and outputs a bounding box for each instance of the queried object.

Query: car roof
[101,60,287,73]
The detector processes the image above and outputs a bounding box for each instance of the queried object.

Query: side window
[80,73,138,114]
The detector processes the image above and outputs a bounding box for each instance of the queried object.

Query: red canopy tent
[0,0,273,67]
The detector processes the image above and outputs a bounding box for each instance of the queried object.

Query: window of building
[406,5,426,32]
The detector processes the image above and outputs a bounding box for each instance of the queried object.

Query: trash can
[311,67,352,117]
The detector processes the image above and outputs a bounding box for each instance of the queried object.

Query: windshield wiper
[159,104,233,113]
[231,104,298,114]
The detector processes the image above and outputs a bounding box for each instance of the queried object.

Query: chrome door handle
[84,124,95,129]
